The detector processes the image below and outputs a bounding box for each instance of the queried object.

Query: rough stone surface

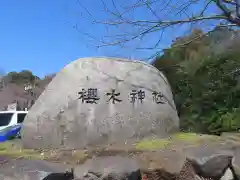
[74,156,141,180]
[0,158,70,180]
[189,155,233,179]
[138,142,240,176]
[186,155,239,180]
[221,168,234,180]
[21,57,179,149]
[176,156,239,180]
[1,142,240,179]
[182,143,240,175]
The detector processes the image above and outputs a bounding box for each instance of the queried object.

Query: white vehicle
[0,111,28,132]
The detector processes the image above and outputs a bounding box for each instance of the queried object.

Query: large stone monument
[21,57,179,149]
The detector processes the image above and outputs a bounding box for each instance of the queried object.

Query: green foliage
[154,27,240,135]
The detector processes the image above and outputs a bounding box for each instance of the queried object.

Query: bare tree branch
[141,0,160,19]
[94,15,227,26]
[200,0,214,16]
[235,0,240,17]
[90,14,228,47]
[76,0,92,17]
[74,0,240,56]
[214,0,240,24]
[133,23,237,50]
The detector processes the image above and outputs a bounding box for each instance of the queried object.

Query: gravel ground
[0,157,71,180]
[1,135,240,180]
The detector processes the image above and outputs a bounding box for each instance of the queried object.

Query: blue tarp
[0,124,22,142]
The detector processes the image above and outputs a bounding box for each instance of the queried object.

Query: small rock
[188,155,239,179]
[42,168,74,180]
[74,156,141,180]
[191,155,232,178]
[220,168,234,180]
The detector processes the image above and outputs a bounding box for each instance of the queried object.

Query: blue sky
[1,0,95,77]
[0,0,220,78]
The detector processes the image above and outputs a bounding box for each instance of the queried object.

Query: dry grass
[0,141,91,164]
[0,141,43,159]
[135,132,217,150]
[0,133,220,165]
[136,138,170,150]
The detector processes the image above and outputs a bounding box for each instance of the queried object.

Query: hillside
[153,26,240,135]
[0,71,55,110]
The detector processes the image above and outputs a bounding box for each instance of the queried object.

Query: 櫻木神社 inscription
[77,88,167,104]
[21,57,180,150]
